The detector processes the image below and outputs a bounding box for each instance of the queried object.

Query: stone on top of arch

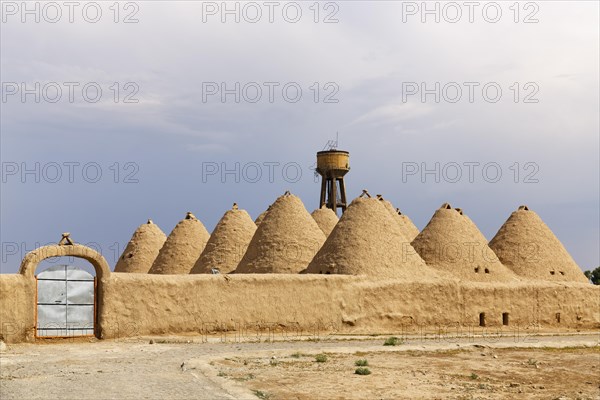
[19,233,110,280]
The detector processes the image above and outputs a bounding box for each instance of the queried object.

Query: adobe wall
[1,271,598,343]
[98,274,600,340]
[0,274,35,343]
[99,274,355,339]
[459,282,599,330]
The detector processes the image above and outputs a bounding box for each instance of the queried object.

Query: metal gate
[36,264,96,338]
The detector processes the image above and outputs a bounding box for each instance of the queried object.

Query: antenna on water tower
[322,132,339,151]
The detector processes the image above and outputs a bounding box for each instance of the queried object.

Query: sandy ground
[1,333,599,399]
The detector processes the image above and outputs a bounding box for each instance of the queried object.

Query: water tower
[316,149,350,215]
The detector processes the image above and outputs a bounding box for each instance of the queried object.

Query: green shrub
[355,367,372,375]
[383,336,402,346]
[354,359,369,367]
[253,390,271,400]
[315,354,328,363]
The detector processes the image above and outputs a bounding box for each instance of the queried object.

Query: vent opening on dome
[359,189,371,198]
[474,267,480,273]
[502,312,509,326]
[484,268,490,274]
[555,313,561,323]
[455,208,463,215]
[479,313,486,327]
[518,205,529,211]
[440,202,452,209]
[550,271,555,275]
[559,271,565,275]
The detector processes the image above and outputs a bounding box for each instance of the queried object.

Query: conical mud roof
[489,206,588,283]
[235,192,326,274]
[148,212,210,274]
[377,195,420,242]
[254,206,271,227]
[114,219,166,273]
[311,206,339,236]
[411,203,518,282]
[305,192,438,280]
[190,203,257,274]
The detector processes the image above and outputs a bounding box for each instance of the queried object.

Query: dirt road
[1,333,598,399]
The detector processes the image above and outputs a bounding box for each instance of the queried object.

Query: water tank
[316,150,350,177]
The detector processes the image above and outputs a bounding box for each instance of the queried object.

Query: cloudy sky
[1,1,598,273]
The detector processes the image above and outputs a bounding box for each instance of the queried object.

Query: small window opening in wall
[325,271,331,275]
[474,267,480,273]
[550,271,555,275]
[484,268,490,274]
[555,313,561,323]
[502,312,509,326]
[479,313,486,327]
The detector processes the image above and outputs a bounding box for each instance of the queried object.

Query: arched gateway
[19,234,110,338]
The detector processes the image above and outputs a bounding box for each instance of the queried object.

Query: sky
[1,1,598,274]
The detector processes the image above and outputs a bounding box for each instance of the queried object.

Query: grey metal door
[36,265,95,337]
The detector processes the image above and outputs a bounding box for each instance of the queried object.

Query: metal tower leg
[339,178,347,213]
[330,173,337,213]
[320,177,327,208]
